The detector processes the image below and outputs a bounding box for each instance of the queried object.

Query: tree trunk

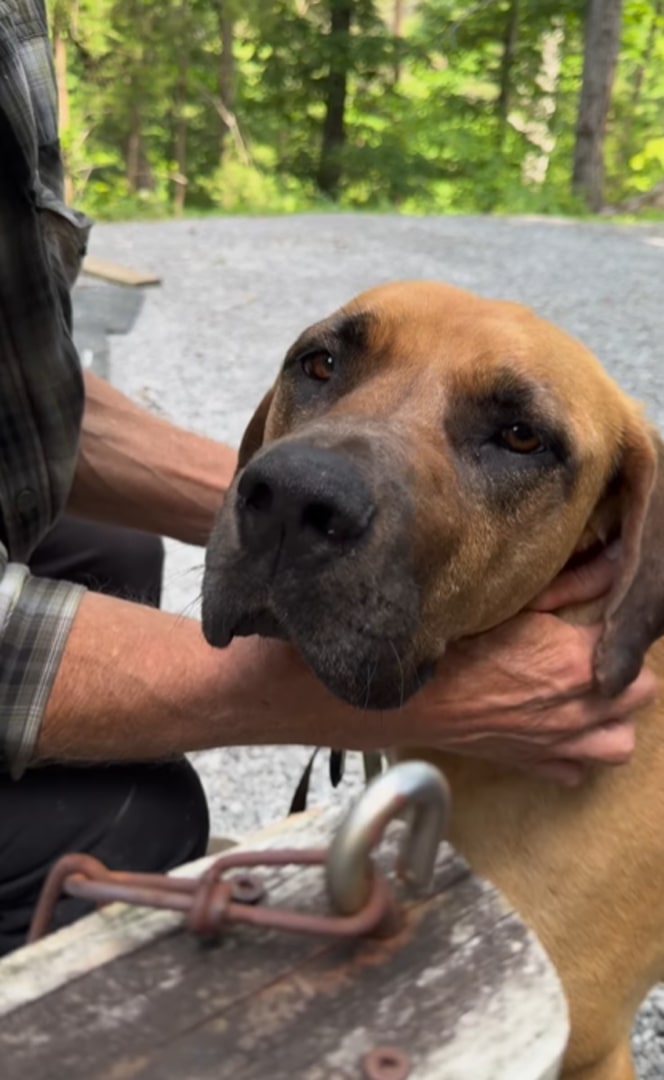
[173,55,189,215]
[53,28,73,203]
[126,99,142,191]
[50,1,74,204]
[519,23,564,186]
[392,0,404,85]
[618,0,662,164]
[218,2,236,163]
[316,0,353,198]
[168,0,190,213]
[572,0,624,211]
[497,0,519,141]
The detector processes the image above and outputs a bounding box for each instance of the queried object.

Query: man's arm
[67,372,237,546]
[36,588,654,780]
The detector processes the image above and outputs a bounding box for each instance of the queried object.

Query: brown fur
[207,282,664,1079]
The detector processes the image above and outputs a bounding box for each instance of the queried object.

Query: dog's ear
[594,420,664,695]
[237,388,275,470]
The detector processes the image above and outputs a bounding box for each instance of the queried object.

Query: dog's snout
[237,443,374,559]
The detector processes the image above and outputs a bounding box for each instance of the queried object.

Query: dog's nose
[236,443,374,560]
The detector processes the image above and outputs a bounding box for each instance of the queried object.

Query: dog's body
[419,701,664,1080]
[203,282,664,1079]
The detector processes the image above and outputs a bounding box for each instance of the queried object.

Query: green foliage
[49,0,664,221]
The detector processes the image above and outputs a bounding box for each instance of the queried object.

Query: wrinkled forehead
[323,281,627,448]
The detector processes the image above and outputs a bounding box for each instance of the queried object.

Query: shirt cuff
[0,562,84,778]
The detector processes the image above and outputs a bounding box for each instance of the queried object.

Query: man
[0,0,654,956]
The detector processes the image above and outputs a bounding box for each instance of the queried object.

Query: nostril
[244,481,273,514]
[302,501,337,538]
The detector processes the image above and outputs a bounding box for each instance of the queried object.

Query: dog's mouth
[204,585,430,710]
[227,609,434,710]
[202,435,428,710]
[230,609,288,641]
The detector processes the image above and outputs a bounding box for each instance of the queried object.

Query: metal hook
[326,760,450,916]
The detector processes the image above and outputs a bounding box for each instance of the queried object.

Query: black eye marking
[445,369,574,487]
[301,351,335,382]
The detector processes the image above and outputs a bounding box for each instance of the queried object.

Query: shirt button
[15,488,38,517]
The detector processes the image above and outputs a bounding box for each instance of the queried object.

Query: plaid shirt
[0,0,89,776]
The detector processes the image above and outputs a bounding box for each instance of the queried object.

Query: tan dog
[203,281,664,1080]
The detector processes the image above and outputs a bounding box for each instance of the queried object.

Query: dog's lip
[416,659,437,687]
[230,609,288,641]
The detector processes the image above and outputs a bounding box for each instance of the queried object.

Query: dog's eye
[301,351,335,382]
[498,422,544,454]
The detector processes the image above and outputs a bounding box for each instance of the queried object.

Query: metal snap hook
[326,760,450,916]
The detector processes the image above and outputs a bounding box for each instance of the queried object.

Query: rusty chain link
[27,847,397,945]
[28,761,448,949]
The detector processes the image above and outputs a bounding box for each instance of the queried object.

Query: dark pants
[28,513,166,608]
[0,516,210,956]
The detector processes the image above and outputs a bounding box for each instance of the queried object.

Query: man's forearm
[36,590,370,763]
[67,372,237,545]
[35,591,656,770]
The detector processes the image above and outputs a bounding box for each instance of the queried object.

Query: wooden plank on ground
[82,255,161,287]
[0,805,569,1080]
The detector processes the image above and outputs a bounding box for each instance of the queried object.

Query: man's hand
[529,545,619,614]
[406,546,652,784]
[410,613,654,785]
[37,546,653,785]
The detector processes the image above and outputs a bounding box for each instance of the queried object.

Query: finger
[530,550,617,613]
[551,717,636,765]
[538,659,655,720]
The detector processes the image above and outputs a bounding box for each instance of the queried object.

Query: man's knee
[97,527,165,607]
[29,515,165,607]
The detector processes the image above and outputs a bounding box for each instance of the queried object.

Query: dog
[202,281,664,1080]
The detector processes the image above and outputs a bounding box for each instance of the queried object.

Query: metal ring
[326,760,449,916]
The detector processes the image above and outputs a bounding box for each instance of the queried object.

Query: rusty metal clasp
[27,761,449,947]
[326,760,449,916]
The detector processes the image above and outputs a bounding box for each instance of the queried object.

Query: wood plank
[82,255,161,287]
[0,809,321,1017]
[0,806,568,1080]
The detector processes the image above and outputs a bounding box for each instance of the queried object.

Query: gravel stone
[90,213,664,1076]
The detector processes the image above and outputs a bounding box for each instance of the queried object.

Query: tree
[47,0,664,218]
[219,4,234,154]
[317,0,354,196]
[572,0,624,210]
[496,0,519,142]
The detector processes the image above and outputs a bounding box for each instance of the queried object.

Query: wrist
[212,636,388,751]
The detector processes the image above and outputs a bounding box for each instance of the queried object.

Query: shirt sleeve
[0,543,84,778]
[0,0,90,778]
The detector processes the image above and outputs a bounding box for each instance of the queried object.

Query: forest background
[48,0,664,222]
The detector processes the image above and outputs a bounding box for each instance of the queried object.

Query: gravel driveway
[83,213,664,1077]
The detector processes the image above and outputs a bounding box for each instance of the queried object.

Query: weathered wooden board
[0,810,321,1018]
[82,255,161,287]
[0,805,568,1080]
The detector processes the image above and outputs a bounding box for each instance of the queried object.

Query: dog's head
[203,281,664,707]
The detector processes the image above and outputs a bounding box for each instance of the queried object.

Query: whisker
[172,592,203,624]
[162,562,205,585]
[363,659,376,710]
[389,640,406,708]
